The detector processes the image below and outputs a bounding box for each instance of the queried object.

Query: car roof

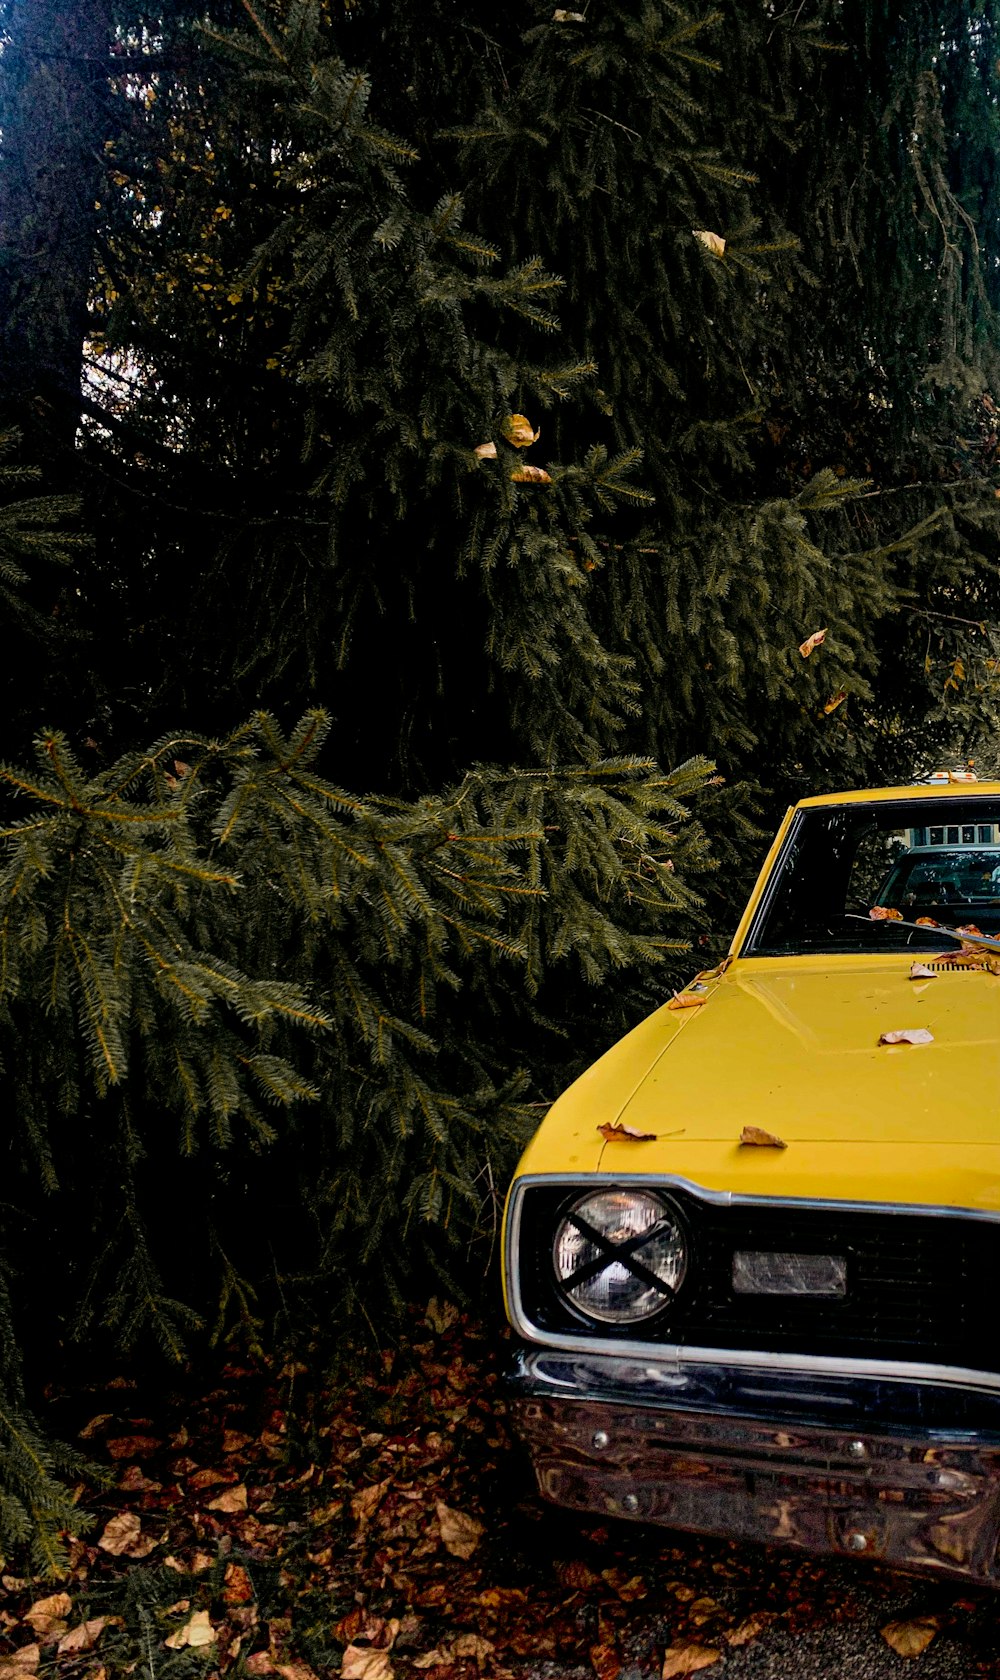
[795,784,1000,809]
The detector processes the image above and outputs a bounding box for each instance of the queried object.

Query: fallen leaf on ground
[164,1610,215,1651]
[661,1643,721,1678]
[451,1636,494,1667]
[224,1564,255,1605]
[207,1483,248,1512]
[869,905,903,920]
[878,1028,934,1046]
[57,1619,107,1656]
[424,1298,459,1334]
[909,963,937,979]
[222,1429,253,1453]
[598,1121,656,1142]
[692,229,726,256]
[275,1663,321,1680]
[436,1499,484,1559]
[77,1413,112,1439]
[351,1478,391,1524]
[97,1512,158,1558]
[188,1466,234,1489]
[590,1642,621,1680]
[798,627,827,658]
[880,1617,940,1658]
[725,1614,777,1647]
[106,1434,161,1459]
[739,1126,787,1149]
[342,1649,393,1680]
[24,1594,72,1638]
[0,1646,39,1679]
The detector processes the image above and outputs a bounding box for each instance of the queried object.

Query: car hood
[512,955,1000,1208]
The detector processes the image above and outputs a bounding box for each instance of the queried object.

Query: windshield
[745,797,1000,957]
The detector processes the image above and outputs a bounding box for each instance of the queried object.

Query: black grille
[516,1185,1000,1371]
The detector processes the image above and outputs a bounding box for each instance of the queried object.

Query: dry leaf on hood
[915,916,939,926]
[692,230,726,257]
[511,463,552,484]
[503,413,540,447]
[341,1649,393,1680]
[798,628,827,658]
[739,1125,787,1149]
[598,1121,656,1142]
[668,993,706,1010]
[164,1610,215,1651]
[869,905,903,921]
[207,1483,248,1512]
[661,1643,721,1678]
[97,1512,158,1558]
[880,1617,940,1658]
[909,963,937,979]
[823,689,847,714]
[436,1499,484,1559]
[878,1028,933,1046]
[56,1620,107,1656]
[24,1595,71,1639]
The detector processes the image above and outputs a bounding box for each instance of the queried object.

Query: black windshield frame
[742,797,1000,958]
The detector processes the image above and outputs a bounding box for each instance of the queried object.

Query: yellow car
[503,783,1000,1584]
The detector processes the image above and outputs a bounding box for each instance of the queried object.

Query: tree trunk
[0,0,114,458]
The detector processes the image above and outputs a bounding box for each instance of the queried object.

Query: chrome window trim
[505,1174,1000,1397]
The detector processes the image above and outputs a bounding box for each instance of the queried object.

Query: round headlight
[553,1189,686,1325]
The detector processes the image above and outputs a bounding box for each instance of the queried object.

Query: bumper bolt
[592,1430,609,1451]
[844,1531,869,1552]
[623,1493,639,1513]
[847,1440,867,1460]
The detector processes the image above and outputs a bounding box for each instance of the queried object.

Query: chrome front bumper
[507,1346,1000,1584]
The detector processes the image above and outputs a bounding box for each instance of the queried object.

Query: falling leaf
[739,1125,787,1149]
[823,689,847,714]
[798,628,827,658]
[351,1478,391,1524]
[668,993,706,1010]
[880,1617,940,1658]
[598,1121,657,1142]
[164,1610,215,1651]
[97,1512,158,1558]
[207,1483,248,1512]
[879,1028,934,1046]
[56,1620,107,1656]
[869,905,903,921]
[24,1596,71,1639]
[435,1500,484,1559]
[553,8,586,17]
[511,463,552,484]
[474,441,497,458]
[503,413,540,448]
[342,1650,393,1680]
[692,230,726,257]
[909,963,937,979]
[661,1643,721,1678]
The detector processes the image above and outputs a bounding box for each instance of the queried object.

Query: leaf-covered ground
[5,1308,1000,1680]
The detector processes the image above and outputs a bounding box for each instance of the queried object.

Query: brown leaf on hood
[667,993,706,1011]
[661,1644,721,1678]
[869,905,903,921]
[598,1121,656,1142]
[435,1499,484,1559]
[880,1617,940,1658]
[909,963,937,979]
[739,1126,787,1149]
[878,1027,933,1046]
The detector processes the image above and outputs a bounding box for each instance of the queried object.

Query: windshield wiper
[844,913,1000,954]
